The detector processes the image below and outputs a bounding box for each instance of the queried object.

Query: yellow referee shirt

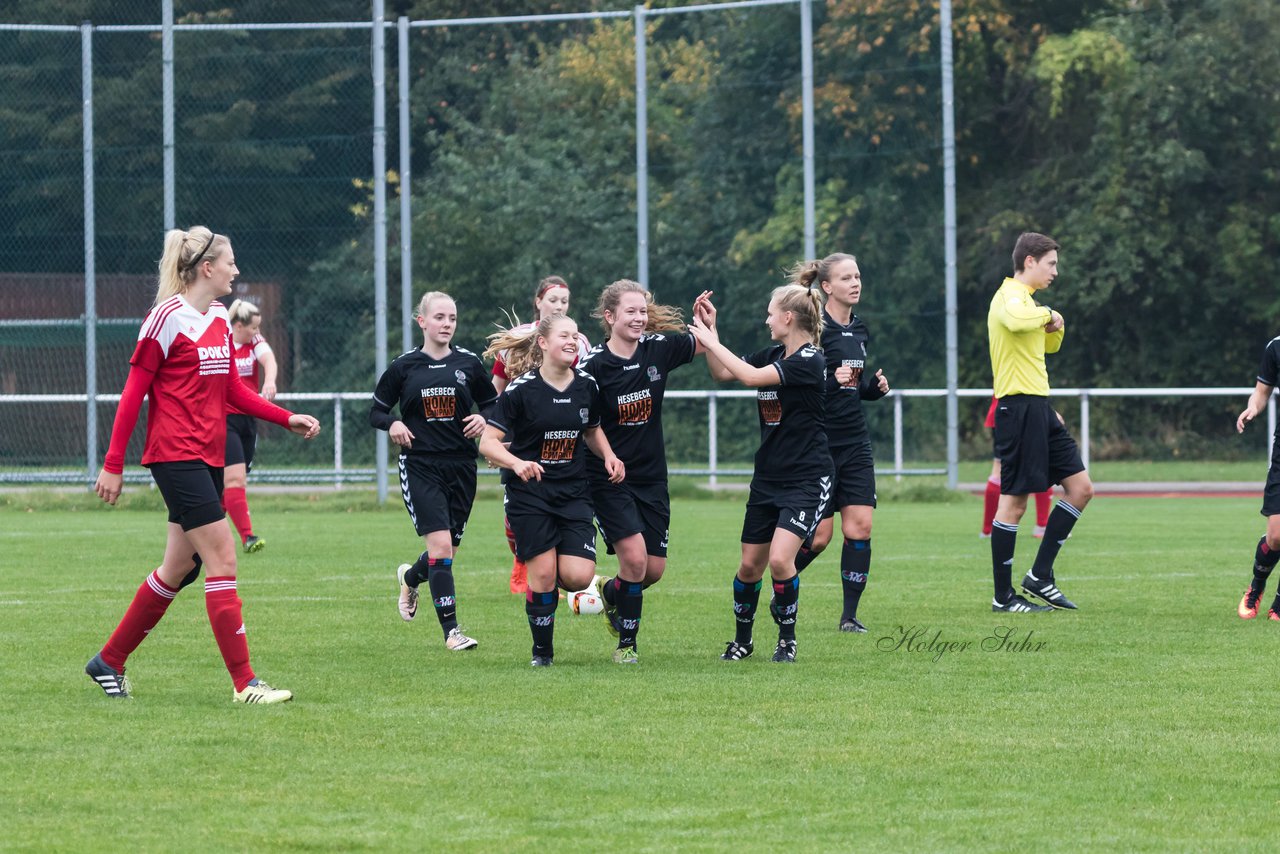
[988,277,1064,398]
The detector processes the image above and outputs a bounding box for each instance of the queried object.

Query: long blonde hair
[771,284,824,348]
[156,226,227,306]
[591,279,686,339]
[484,314,575,378]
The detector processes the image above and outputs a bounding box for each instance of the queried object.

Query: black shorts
[590,479,671,558]
[822,442,877,519]
[741,472,833,544]
[148,460,226,531]
[1262,440,1280,517]
[994,395,1085,495]
[505,479,598,562]
[398,454,478,544]
[225,414,258,472]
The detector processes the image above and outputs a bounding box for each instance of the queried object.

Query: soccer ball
[567,588,604,615]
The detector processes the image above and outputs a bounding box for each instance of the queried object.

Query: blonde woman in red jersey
[86,227,320,704]
[491,275,591,594]
[224,298,278,554]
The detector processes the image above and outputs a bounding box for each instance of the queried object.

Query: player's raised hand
[874,368,890,394]
[288,413,322,439]
[693,291,717,328]
[95,469,123,505]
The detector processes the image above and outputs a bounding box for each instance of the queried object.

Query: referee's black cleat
[992,593,1053,613]
[85,653,132,699]
[838,616,868,633]
[720,640,753,661]
[530,655,554,668]
[1021,573,1078,610]
[771,639,797,663]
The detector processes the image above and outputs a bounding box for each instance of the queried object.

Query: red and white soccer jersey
[227,333,273,415]
[102,296,292,473]
[491,321,591,380]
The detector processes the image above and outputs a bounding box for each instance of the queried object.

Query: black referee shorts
[590,478,671,558]
[994,395,1085,495]
[398,454,478,544]
[505,479,598,562]
[822,442,877,518]
[148,460,226,531]
[225,414,258,472]
[741,472,833,545]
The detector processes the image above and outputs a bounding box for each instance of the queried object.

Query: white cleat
[445,627,478,651]
[233,679,293,704]
[396,563,418,622]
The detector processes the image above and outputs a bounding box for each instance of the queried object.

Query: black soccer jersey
[369,346,498,458]
[820,309,886,448]
[1258,336,1280,440]
[743,343,830,481]
[489,368,604,482]
[579,332,697,483]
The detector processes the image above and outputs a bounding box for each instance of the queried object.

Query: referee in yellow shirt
[988,232,1094,612]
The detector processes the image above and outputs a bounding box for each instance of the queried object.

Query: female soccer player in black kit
[578,280,704,664]
[787,254,889,633]
[688,286,830,663]
[371,291,497,652]
[1236,335,1280,620]
[479,314,625,667]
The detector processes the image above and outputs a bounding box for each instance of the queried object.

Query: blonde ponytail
[155,226,226,306]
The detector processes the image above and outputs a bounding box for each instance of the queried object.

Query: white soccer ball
[568,588,604,615]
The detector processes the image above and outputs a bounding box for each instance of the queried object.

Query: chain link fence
[1,1,963,488]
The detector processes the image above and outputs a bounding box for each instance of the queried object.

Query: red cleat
[1269,608,1280,622]
[509,558,528,595]
[1239,588,1263,620]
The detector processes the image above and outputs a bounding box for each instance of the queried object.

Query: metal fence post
[1080,390,1090,470]
[333,394,344,489]
[893,390,903,482]
[708,392,718,489]
[940,0,959,490]
[162,0,174,230]
[398,15,412,352]
[799,0,815,259]
[83,21,97,483]
[634,5,648,287]
[373,0,389,503]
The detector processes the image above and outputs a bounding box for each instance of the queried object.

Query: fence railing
[1,387,1268,489]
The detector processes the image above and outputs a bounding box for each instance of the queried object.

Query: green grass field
[3,491,1279,851]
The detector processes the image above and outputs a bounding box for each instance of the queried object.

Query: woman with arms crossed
[223,298,278,553]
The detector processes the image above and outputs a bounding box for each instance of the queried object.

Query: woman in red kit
[224,298,279,554]
[85,226,321,704]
